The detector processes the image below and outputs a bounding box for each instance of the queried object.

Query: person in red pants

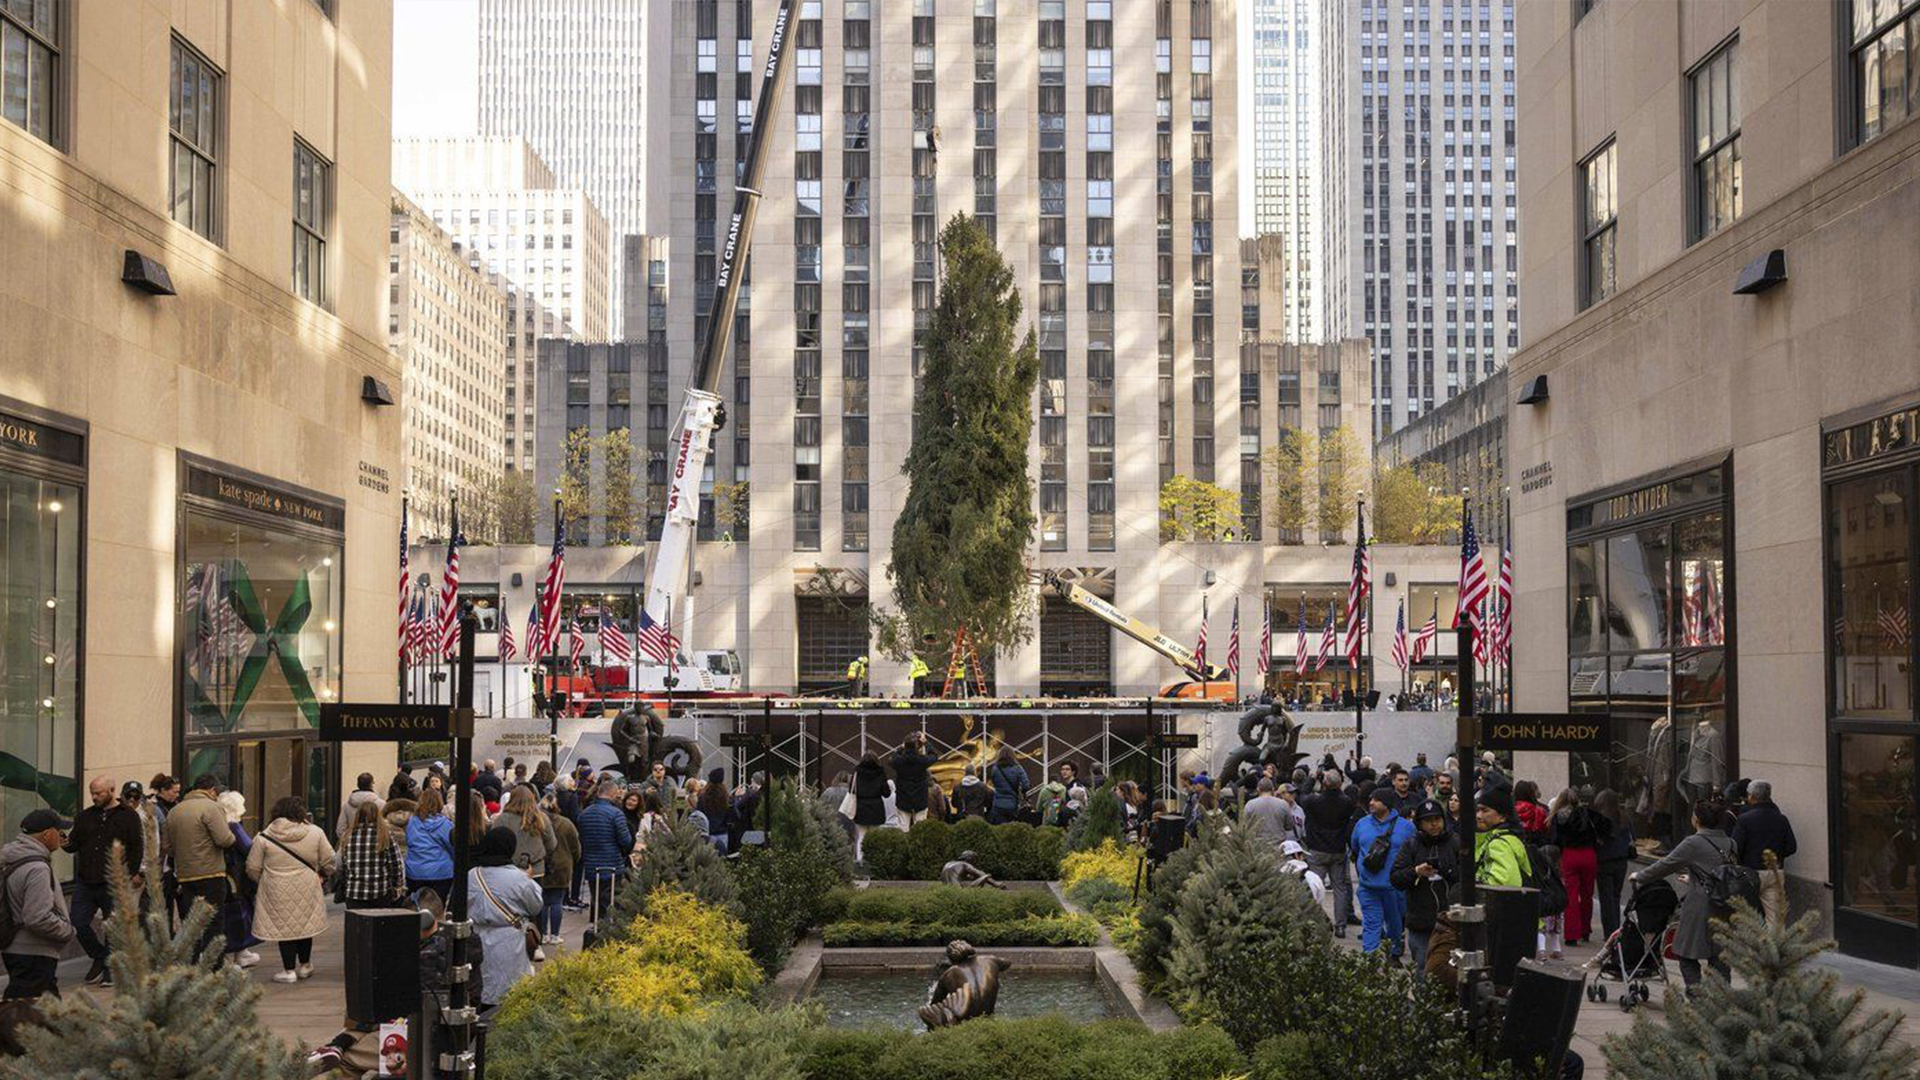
[1550,786,1609,946]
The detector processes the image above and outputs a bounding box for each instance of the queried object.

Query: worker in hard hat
[845,654,870,698]
[908,656,931,698]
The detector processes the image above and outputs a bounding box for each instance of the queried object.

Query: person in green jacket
[1473,786,1530,887]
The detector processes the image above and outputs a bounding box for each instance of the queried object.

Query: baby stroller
[1583,877,1678,1011]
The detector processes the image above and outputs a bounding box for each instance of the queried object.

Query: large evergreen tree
[1605,907,1919,1080]
[886,213,1039,660]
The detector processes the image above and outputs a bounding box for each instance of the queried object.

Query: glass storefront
[0,402,84,874]
[1565,462,1732,856]
[177,458,343,825]
[1825,402,1920,964]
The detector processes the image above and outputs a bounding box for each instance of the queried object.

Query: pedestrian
[531,760,556,796]
[496,785,558,880]
[1278,839,1327,905]
[620,788,644,838]
[1732,779,1797,926]
[1592,788,1634,942]
[633,792,670,856]
[538,792,580,948]
[386,768,418,803]
[954,766,990,819]
[926,779,951,823]
[697,770,734,854]
[1241,777,1292,850]
[986,747,1030,826]
[1408,753,1435,791]
[851,751,891,862]
[637,761,679,806]
[1631,797,1736,991]
[164,773,236,960]
[1383,767,1415,817]
[216,791,262,970]
[1350,786,1415,958]
[1301,769,1358,938]
[891,732,940,827]
[1390,798,1461,977]
[247,795,337,984]
[63,775,143,986]
[1114,780,1146,839]
[1549,786,1608,946]
[0,810,73,1000]
[404,789,456,905]
[1348,756,1378,789]
[1512,779,1551,843]
[121,781,163,893]
[339,798,405,912]
[467,826,544,1006]
[334,772,384,845]
[576,779,634,919]
[474,760,504,806]
[382,796,415,872]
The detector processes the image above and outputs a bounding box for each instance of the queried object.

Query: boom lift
[634,0,798,672]
[1042,572,1236,700]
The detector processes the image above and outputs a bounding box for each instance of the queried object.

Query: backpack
[0,853,50,950]
[1700,838,1761,914]
[1517,837,1567,914]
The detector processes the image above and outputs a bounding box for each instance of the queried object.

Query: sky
[392,0,480,139]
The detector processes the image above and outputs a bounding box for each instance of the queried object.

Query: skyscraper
[478,0,672,334]
[1248,0,1323,343]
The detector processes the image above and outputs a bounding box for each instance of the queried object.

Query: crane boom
[1044,573,1228,684]
[639,0,797,665]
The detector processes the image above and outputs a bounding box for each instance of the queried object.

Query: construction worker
[845,654,870,698]
[947,653,969,697]
[908,656,931,698]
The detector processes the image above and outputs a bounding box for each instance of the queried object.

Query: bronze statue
[939,851,1006,889]
[608,703,703,780]
[918,940,1012,1029]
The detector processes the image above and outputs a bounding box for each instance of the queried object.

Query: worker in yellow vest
[947,654,969,697]
[845,654,869,698]
[908,656,931,698]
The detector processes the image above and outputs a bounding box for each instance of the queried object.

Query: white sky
[392,0,480,139]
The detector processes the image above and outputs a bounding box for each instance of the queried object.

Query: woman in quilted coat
[246,795,338,984]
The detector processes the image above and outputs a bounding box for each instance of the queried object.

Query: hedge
[823,885,1061,924]
[859,818,1066,881]
[801,1016,1242,1080]
[821,914,1099,947]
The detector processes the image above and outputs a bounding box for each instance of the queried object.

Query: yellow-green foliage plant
[1061,839,1142,894]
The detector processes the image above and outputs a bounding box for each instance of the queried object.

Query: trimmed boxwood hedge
[820,914,1099,947]
[801,1016,1242,1080]
[859,818,1066,881]
[819,885,1095,947]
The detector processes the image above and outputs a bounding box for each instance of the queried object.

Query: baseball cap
[1280,839,1306,857]
[1413,798,1446,821]
[20,809,70,833]
[120,780,145,801]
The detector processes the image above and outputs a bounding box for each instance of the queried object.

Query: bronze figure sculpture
[939,851,1007,889]
[918,940,1012,1029]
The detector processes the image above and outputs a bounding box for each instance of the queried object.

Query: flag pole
[1355,495,1368,762]
[398,494,409,705]
[1232,596,1242,701]
[1503,485,1514,711]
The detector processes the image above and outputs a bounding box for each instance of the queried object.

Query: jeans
[277,937,313,971]
[568,860,585,905]
[70,880,113,962]
[1597,858,1628,942]
[541,886,566,937]
[1305,850,1353,928]
[1,954,58,1000]
[1357,883,1404,956]
[1678,955,1729,988]
[175,876,229,961]
[1407,926,1434,978]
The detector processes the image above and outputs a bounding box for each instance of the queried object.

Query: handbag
[476,869,541,961]
[1362,822,1396,874]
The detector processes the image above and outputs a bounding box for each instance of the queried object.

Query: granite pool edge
[1050,881,1183,1032]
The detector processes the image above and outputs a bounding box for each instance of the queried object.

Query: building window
[292,141,329,306]
[169,36,221,240]
[1851,0,1919,145]
[1690,40,1741,241]
[0,0,58,144]
[1579,139,1617,308]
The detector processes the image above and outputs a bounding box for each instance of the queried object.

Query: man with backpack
[0,809,76,1000]
[1473,787,1560,957]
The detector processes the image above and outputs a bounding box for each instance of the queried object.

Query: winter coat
[1597,815,1635,863]
[468,865,543,1007]
[891,748,940,814]
[405,813,457,883]
[1473,824,1531,888]
[1550,805,1610,850]
[543,814,582,891]
[1514,799,1551,843]
[987,762,1030,814]
[554,787,582,824]
[340,825,404,904]
[954,777,990,819]
[383,801,416,869]
[246,819,337,943]
[852,761,892,827]
[334,789,384,844]
[64,802,144,885]
[1389,827,1462,931]
[496,809,559,878]
[165,789,236,882]
[1300,788,1357,855]
[0,835,71,959]
[473,770,505,805]
[576,799,635,874]
[1349,811,1415,890]
[1636,828,1733,960]
[1732,801,1798,872]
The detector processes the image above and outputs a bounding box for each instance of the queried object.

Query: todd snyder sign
[1826,402,1920,470]
[1478,713,1611,753]
[320,704,467,742]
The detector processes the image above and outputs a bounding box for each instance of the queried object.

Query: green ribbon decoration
[227,567,321,728]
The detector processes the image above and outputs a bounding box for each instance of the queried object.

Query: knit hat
[1368,785,1395,808]
[1413,798,1446,821]
[708,768,726,786]
[1476,786,1514,820]
[475,825,518,867]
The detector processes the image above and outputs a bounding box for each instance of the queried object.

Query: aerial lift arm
[1043,572,1228,684]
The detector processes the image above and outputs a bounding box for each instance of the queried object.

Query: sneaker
[306,1046,344,1069]
[545,934,562,946]
[273,970,299,984]
[235,949,261,969]
[83,958,108,985]
[296,963,314,980]
[532,947,547,962]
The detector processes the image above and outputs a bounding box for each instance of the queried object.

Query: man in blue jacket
[1349,785,1415,958]
[575,779,634,918]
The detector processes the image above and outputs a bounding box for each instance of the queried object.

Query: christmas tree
[1604,905,1920,1080]
[0,845,304,1080]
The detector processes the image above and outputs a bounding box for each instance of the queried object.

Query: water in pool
[813,968,1117,1030]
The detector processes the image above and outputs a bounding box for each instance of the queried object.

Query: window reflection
[1569,542,1605,654]
[1838,733,1917,924]
[1830,471,1913,719]
[1607,528,1671,652]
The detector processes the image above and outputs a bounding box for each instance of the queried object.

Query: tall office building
[478,0,672,335]
[1317,0,1519,437]
[394,136,612,471]
[390,193,509,537]
[1247,0,1323,342]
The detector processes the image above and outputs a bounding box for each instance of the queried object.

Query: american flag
[1314,606,1337,672]
[568,618,586,668]
[524,601,544,663]
[397,505,411,663]
[1257,598,1272,675]
[1343,507,1371,665]
[1881,604,1911,648]
[537,522,568,662]
[600,616,634,663]
[1411,601,1439,664]
[1455,510,1489,635]
[1683,564,1723,647]
[1495,541,1515,659]
[1225,600,1240,679]
[1294,598,1311,675]
[1195,595,1209,669]
[499,607,517,663]
[437,503,466,659]
[1390,598,1410,670]
[636,604,679,665]
[409,594,432,661]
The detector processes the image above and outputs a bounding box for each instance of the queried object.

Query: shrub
[829,885,1061,924]
[604,814,740,933]
[734,842,842,974]
[1061,838,1143,894]
[1066,875,1131,911]
[863,817,1064,881]
[949,814,994,855]
[771,779,857,884]
[491,999,816,1080]
[820,913,1099,947]
[799,1016,1242,1080]
[860,826,912,879]
[904,816,953,879]
[1065,782,1126,851]
[1131,828,1211,980]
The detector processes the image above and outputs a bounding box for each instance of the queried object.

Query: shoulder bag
[475,869,542,961]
